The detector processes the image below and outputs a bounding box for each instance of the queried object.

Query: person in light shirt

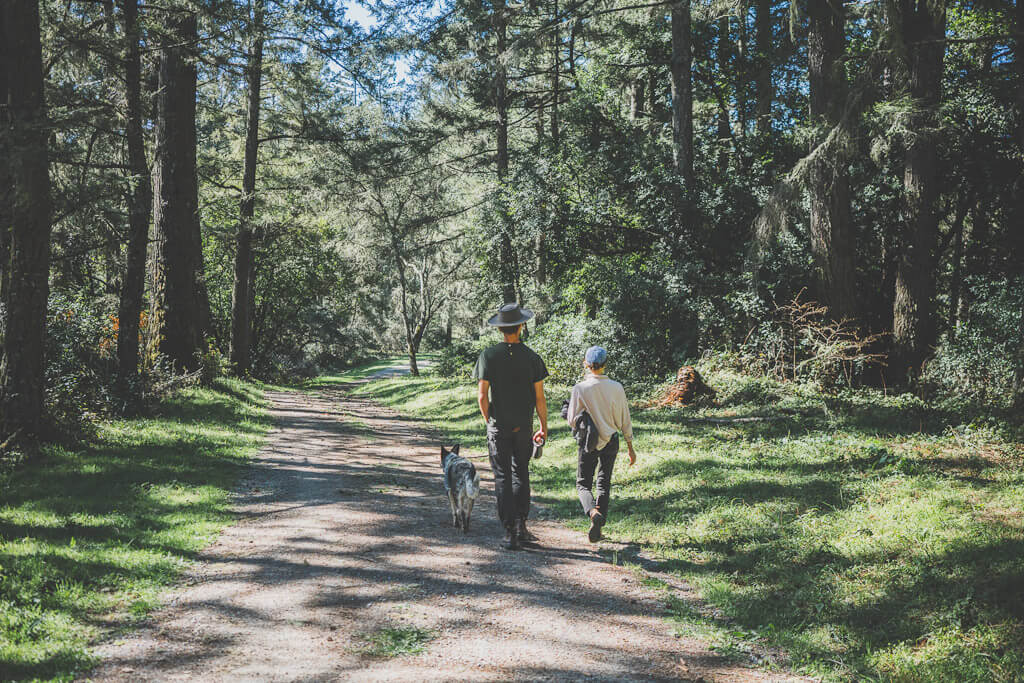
[565,346,637,542]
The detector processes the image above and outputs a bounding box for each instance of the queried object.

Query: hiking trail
[88,368,809,682]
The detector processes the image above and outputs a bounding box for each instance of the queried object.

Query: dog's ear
[452,444,460,455]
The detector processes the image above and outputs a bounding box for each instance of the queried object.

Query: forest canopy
[1,0,1022,438]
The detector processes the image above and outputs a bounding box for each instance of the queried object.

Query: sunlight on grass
[0,377,272,681]
[347,368,1024,682]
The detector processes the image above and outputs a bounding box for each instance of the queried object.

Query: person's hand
[627,443,637,467]
[533,429,546,444]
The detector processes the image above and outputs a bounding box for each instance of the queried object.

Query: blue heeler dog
[441,444,480,532]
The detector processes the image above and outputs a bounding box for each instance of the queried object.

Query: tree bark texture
[892,0,947,380]
[494,0,516,304]
[230,0,265,376]
[670,0,694,187]
[717,17,732,173]
[807,0,855,321]
[629,79,644,121]
[0,12,10,321]
[1014,0,1024,398]
[0,0,53,435]
[754,0,772,135]
[150,11,208,372]
[117,0,153,385]
[550,0,560,148]
[946,194,971,337]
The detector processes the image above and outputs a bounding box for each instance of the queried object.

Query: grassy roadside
[338,359,1024,682]
[0,377,273,681]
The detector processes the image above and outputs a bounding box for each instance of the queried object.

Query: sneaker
[501,526,521,551]
[517,518,538,543]
[588,511,605,543]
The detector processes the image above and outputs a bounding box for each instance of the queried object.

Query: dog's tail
[466,471,480,499]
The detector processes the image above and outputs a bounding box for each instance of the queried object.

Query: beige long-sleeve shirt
[566,372,633,451]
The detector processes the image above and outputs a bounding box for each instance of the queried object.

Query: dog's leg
[448,490,459,529]
[463,497,474,532]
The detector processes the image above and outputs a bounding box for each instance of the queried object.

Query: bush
[528,314,613,384]
[197,339,230,386]
[923,277,1024,407]
[740,292,886,391]
[435,338,490,379]
[45,294,119,436]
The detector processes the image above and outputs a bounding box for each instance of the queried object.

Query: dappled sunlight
[355,368,1024,680]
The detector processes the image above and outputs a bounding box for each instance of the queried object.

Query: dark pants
[487,425,533,530]
[577,434,618,518]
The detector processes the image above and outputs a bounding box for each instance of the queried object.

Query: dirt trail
[88,382,807,682]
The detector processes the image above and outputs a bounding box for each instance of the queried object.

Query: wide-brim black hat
[486,302,534,327]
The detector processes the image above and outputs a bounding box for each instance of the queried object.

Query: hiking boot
[501,526,521,551]
[588,511,605,543]
[517,518,538,543]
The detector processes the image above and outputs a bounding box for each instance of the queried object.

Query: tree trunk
[1014,0,1024,399]
[0,18,10,324]
[0,0,53,436]
[629,78,644,121]
[808,0,855,321]
[230,0,265,376]
[408,346,419,376]
[495,0,516,303]
[151,10,206,372]
[947,194,971,338]
[892,0,947,380]
[550,0,560,148]
[754,0,772,135]
[116,0,152,387]
[735,9,748,137]
[717,17,732,173]
[670,0,694,188]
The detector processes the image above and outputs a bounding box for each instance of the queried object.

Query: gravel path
[87,383,807,682]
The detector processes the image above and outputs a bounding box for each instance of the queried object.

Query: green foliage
[924,277,1024,407]
[44,294,119,436]
[349,364,1024,682]
[358,626,434,658]
[0,378,270,680]
[434,338,489,379]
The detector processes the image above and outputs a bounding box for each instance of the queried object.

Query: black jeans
[577,434,618,518]
[486,424,533,530]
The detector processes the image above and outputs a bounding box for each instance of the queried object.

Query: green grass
[358,626,434,658]
[344,359,1024,682]
[309,354,439,386]
[0,377,272,681]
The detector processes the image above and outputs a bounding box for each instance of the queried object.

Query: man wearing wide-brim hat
[473,302,549,550]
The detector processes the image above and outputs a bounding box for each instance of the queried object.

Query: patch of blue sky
[343,0,413,83]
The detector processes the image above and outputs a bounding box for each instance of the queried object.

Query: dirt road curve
[87,385,807,682]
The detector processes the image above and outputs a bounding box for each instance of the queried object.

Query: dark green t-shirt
[473,342,549,430]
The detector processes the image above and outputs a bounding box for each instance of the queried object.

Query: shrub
[44,294,119,436]
[923,277,1024,408]
[435,338,490,379]
[529,314,613,384]
[741,292,886,390]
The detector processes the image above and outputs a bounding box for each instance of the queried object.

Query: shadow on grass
[0,381,271,681]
